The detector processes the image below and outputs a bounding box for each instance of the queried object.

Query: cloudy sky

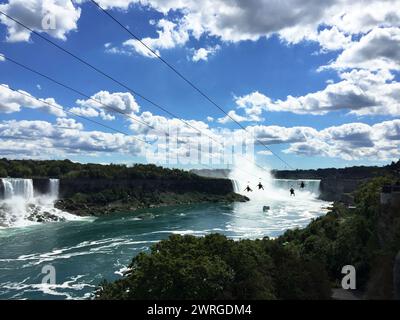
[0,0,399,169]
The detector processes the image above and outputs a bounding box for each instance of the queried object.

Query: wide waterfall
[1,178,34,201]
[228,157,321,199]
[0,178,79,228]
[272,179,321,196]
[227,156,329,238]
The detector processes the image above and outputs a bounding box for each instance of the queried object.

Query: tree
[0,168,8,177]
[9,165,32,178]
[96,234,277,300]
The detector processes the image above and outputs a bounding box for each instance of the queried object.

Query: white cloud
[72,90,140,121]
[232,69,400,116]
[69,106,100,118]
[217,110,259,124]
[129,111,211,136]
[0,54,4,62]
[3,0,398,56]
[323,27,400,71]
[313,26,352,52]
[0,84,66,117]
[95,0,399,52]
[56,117,83,130]
[0,0,81,42]
[192,45,220,62]
[227,120,400,161]
[217,92,268,124]
[257,150,273,156]
[121,19,189,58]
[69,106,115,121]
[1,114,399,162]
[0,118,144,158]
[250,125,318,145]
[281,120,400,161]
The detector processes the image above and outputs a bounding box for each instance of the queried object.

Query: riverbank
[96,175,400,300]
[192,160,400,204]
[0,159,249,219]
[0,190,325,300]
[55,191,248,216]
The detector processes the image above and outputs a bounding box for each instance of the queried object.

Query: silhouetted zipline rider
[257,181,264,190]
[300,181,305,189]
[244,185,253,192]
[290,188,295,197]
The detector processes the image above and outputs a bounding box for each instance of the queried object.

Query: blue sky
[0,0,399,170]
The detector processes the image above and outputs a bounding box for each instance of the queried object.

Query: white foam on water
[0,178,81,228]
[228,155,330,238]
[0,237,159,267]
[1,275,96,300]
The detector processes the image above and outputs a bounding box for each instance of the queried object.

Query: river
[0,180,329,299]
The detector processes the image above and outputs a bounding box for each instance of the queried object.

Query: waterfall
[1,178,34,200]
[229,156,321,201]
[272,179,321,196]
[2,179,14,199]
[49,179,59,199]
[0,178,78,228]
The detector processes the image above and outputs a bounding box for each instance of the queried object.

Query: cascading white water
[272,179,321,196]
[226,156,330,238]
[2,179,14,199]
[1,178,34,201]
[49,179,59,199]
[229,156,291,201]
[228,157,321,200]
[0,178,79,228]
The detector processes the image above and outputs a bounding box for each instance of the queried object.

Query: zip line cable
[0,12,271,176]
[1,83,252,175]
[90,0,294,170]
[0,10,215,141]
[0,11,242,163]
[0,53,260,178]
[0,83,146,144]
[0,54,156,132]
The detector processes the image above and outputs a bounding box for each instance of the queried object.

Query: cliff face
[32,178,52,195]
[273,164,399,202]
[319,178,367,202]
[58,177,235,198]
[190,169,229,179]
[191,166,398,202]
[55,177,248,216]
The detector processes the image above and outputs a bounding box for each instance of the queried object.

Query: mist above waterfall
[0,178,79,228]
[229,156,321,201]
[226,156,329,238]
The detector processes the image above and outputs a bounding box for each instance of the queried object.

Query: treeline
[279,175,399,296]
[96,175,400,299]
[96,234,331,300]
[0,158,199,180]
[273,160,400,180]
